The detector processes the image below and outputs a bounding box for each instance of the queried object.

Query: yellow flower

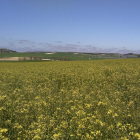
[56,107,61,111]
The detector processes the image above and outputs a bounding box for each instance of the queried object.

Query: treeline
[0,49,16,53]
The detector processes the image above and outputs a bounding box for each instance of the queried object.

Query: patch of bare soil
[45,53,54,54]
[0,57,31,61]
[41,59,52,61]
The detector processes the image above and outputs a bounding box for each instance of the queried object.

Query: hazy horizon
[0,0,140,54]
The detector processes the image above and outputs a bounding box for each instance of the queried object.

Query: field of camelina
[0,59,140,139]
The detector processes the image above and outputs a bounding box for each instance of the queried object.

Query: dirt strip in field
[0,57,22,61]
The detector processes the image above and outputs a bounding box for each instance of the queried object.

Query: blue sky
[0,0,140,53]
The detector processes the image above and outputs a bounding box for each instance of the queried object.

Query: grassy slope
[0,52,110,61]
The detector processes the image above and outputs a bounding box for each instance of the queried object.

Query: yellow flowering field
[0,59,140,140]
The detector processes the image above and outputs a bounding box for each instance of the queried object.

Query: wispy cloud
[87,47,97,52]
[19,40,30,44]
[66,44,80,47]
[86,45,92,47]
[19,40,30,42]
[9,42,14,46]
[55,41,63,43]
[117,49,134,54]
[46,43,51,45]
[2,40,140,54]
[39,43,52,46]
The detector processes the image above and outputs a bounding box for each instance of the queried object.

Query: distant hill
[0,49,16,53]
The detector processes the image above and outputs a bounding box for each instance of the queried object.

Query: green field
[0,52,119,61]
[0,59,140,139]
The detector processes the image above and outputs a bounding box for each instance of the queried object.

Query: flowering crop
[0,59,140,139]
